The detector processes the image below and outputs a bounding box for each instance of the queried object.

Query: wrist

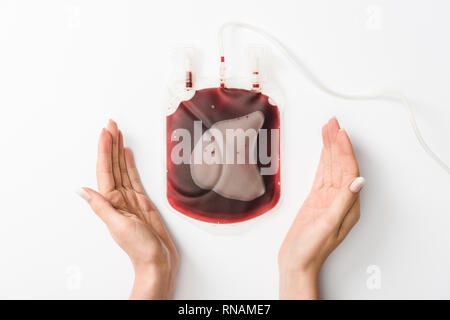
[279,267,320,300]
[130,262,173,300]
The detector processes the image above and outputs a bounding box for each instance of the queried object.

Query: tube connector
[185,55,193,91]
[219,56,225,88]
[248,47,262,92]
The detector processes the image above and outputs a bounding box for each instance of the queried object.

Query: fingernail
[76,188,91,202]
[349,177,365,193]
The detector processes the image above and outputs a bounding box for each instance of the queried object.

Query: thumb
[77,187,125,227]
[329,177,365,223]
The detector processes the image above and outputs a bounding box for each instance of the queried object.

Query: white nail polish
[349,177,365,193]
[76,188,91,201]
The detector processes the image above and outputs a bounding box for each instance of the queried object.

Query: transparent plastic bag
[164,22,450,227]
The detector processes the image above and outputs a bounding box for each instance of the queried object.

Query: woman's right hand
[79,120,178,299]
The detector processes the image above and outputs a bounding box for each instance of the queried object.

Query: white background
[0,0,449,299]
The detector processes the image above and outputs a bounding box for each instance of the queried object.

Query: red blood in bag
[166,87,280,223]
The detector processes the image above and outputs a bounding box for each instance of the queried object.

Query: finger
[312,123,329,189]
[328,117,342,186]
[312,148,326,190]
[327,117,340,142]
[336,128,359,183]
[106,119,122,188]
[119,131,132,188]
[124,147,145,194]
[96,128,115,194]
[327,176,365,225]
[321,122,332,187]
[337,198,360,241]
[78,187,126,227]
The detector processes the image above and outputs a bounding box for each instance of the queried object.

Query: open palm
[82,120,178,299]
[279,117,362,276]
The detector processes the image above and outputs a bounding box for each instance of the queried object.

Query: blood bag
[164,47,283,224]
[163,22,450,225]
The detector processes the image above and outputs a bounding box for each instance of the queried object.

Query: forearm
[279,268,320,300]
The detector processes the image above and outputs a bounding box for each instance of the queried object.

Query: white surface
[0,0,449,299]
